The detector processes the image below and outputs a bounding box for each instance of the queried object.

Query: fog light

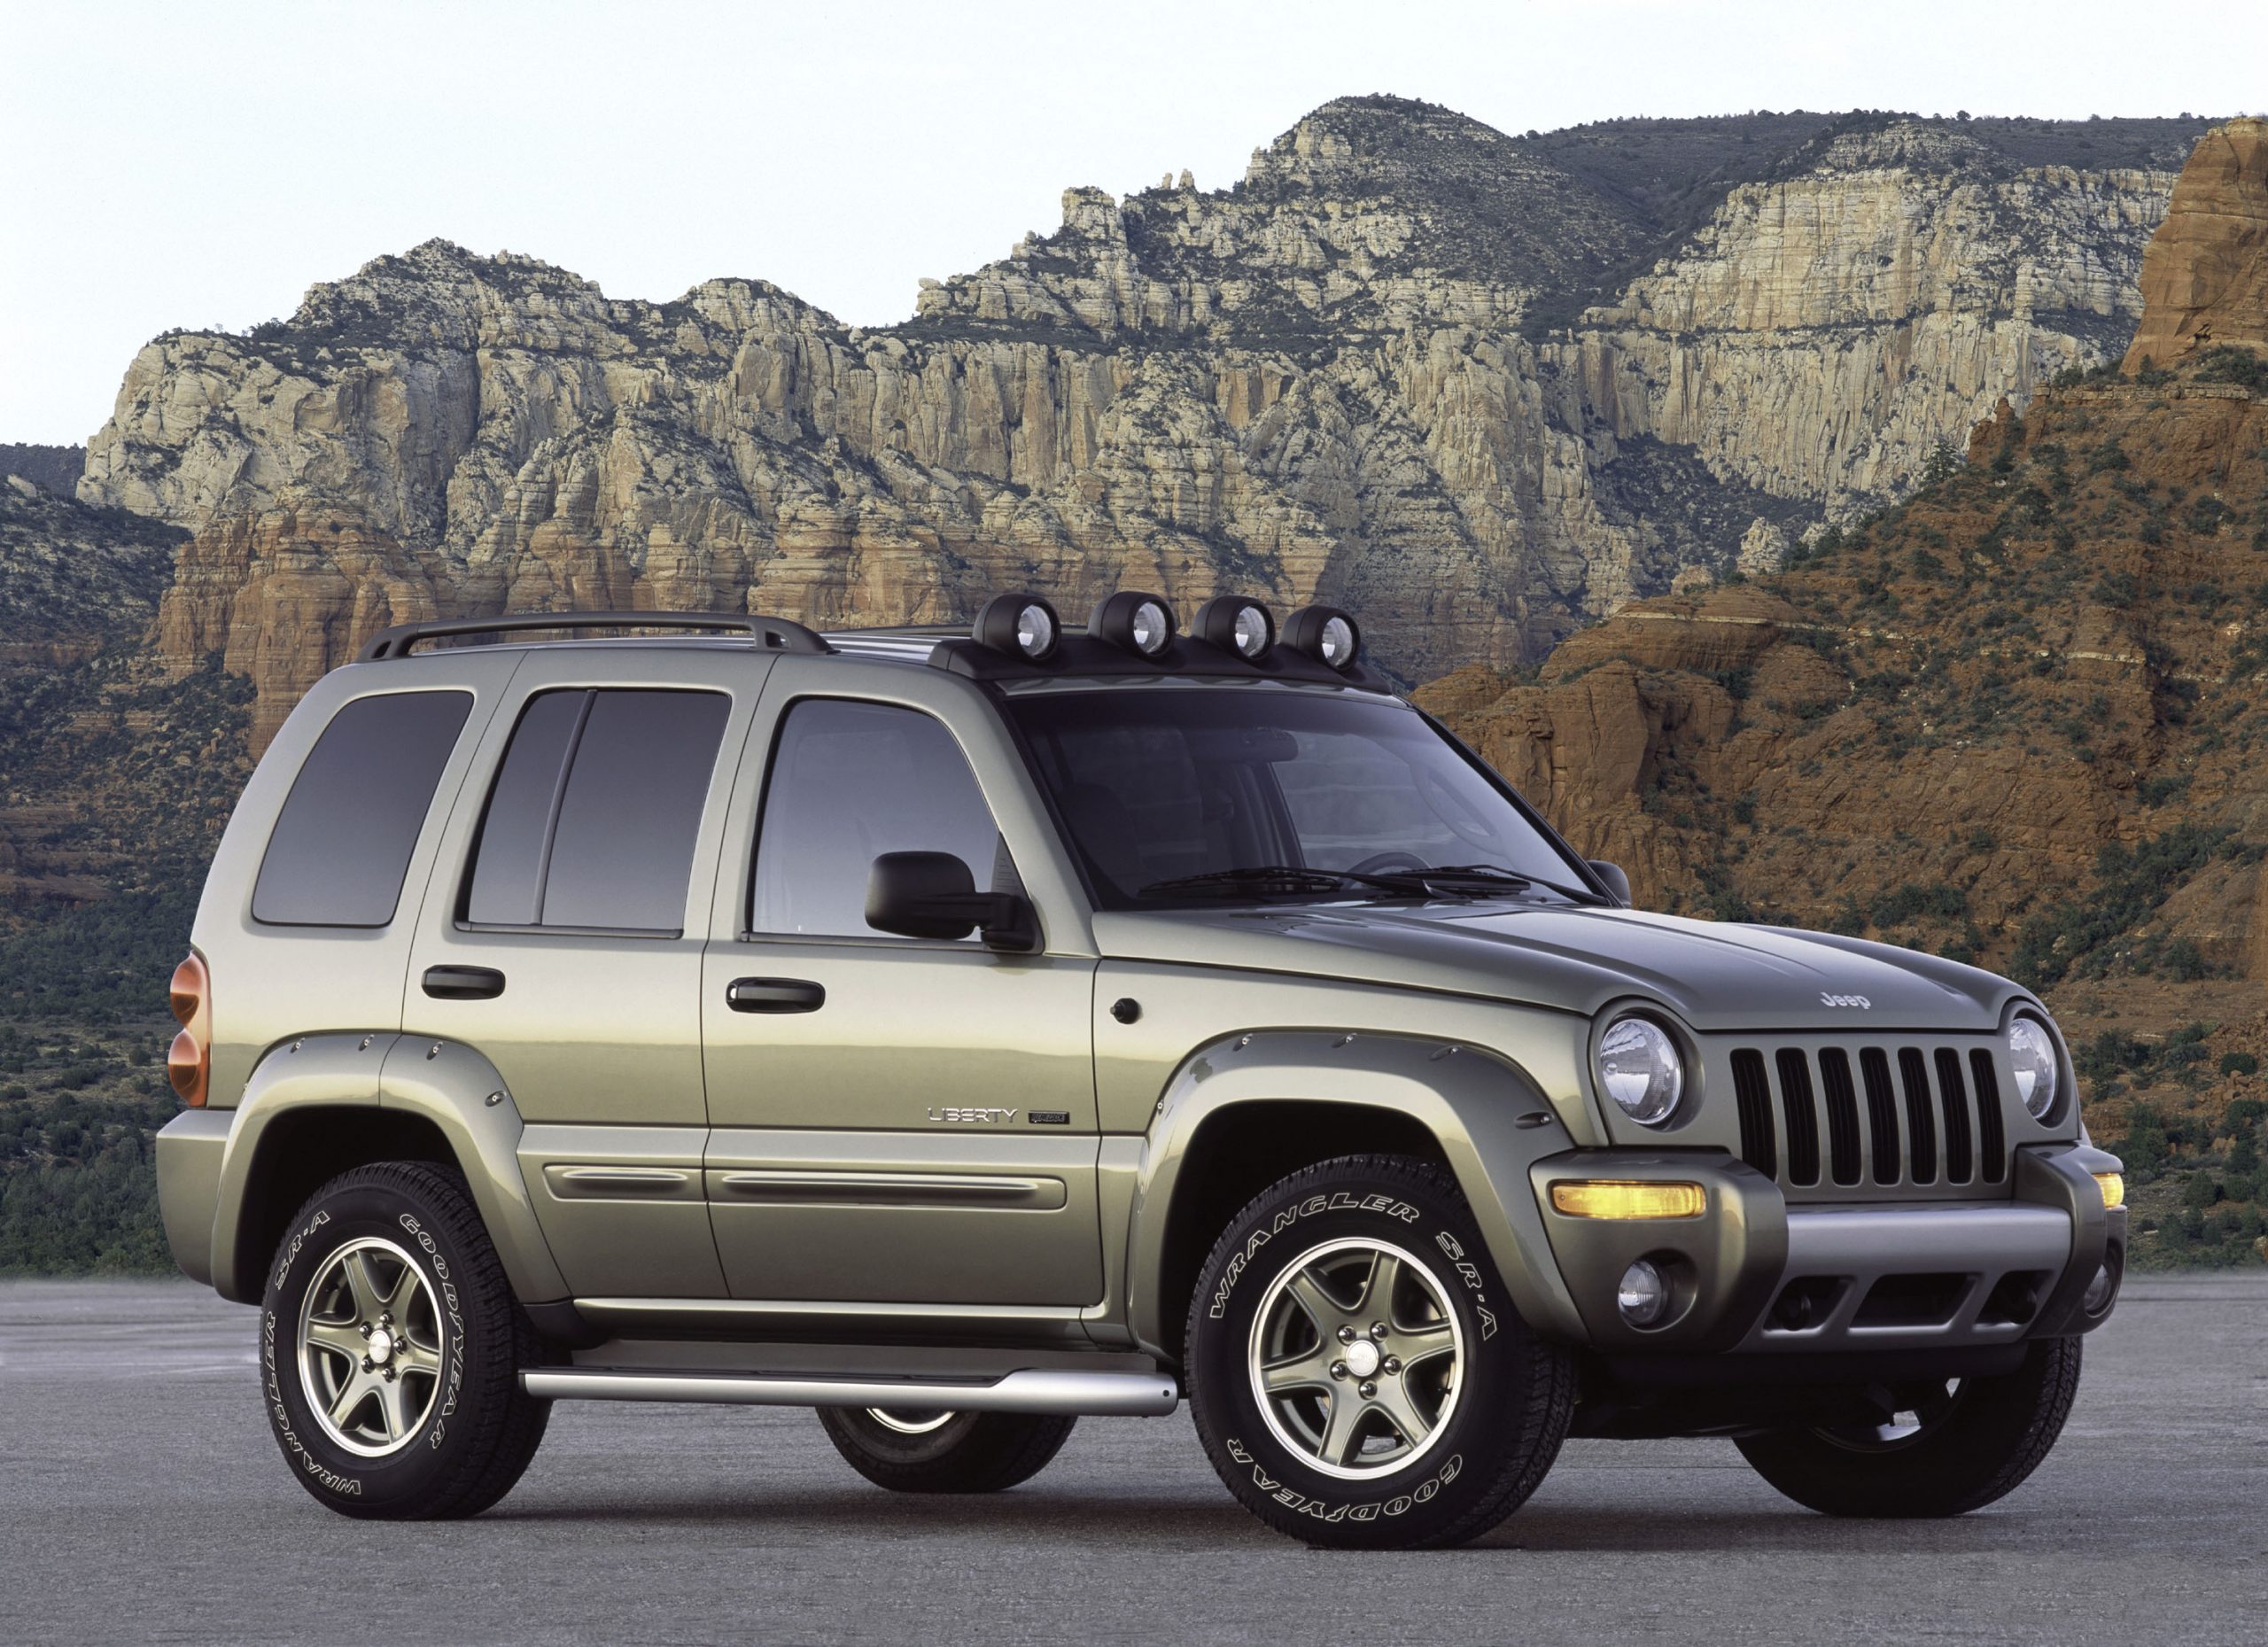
[2082,1263,2116,1314]
[1617,1260,1670,1327]
[1550,1179,1705,1220]
[2093,1171,2124,1209]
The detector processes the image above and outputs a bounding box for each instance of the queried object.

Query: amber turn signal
[1549,1179,1706,1220]
[2093,1171,2125,1209]
[167,952,211,1107]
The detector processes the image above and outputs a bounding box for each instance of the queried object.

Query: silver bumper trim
[1735,1202,2075,1354]
[523,1365,1181,1417]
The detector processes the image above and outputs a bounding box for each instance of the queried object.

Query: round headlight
[973,592,1060,662]
[1283,604,1362,672]
[1598,1016,1684,1126]
[1194,594,1276,660]
[1090,591,1178,658]
[2008,1016,2060,1119]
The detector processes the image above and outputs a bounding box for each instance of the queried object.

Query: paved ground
[3,1276,2264,1646]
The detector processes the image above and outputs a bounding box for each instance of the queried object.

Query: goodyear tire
[1185,1154,1573,1549]
[816,1407,1076,1493]
[260,1161,551,1519]
[1736,1337,2083,1517]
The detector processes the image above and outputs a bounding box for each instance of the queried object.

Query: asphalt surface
[3,1277,2264,1646]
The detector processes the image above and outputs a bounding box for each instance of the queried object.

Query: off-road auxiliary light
[1090,591,1177,658]
[167,952,211,1108]
[1282,604,1362,671]
[1193,595,1276,661]
[973,593,1060,662]
[1549,1180,1707,1220]
[2093,1171,2125,1209]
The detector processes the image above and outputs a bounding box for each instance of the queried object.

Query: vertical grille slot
[1860,1048,1900,1185]
[1775,1048,1821,1187]
[1969,1049,2008,1184]
[1731,1049,1777,1177]
[1899,1048,1938,1185]
[1935,1047,1974,1185]
[1819,1049,1863,1186]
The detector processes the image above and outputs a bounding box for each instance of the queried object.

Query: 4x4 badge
[1820,992,1871,1009]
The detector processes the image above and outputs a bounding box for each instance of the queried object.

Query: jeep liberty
[154,593,2126,1548]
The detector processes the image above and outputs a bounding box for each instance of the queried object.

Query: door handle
[423,965,507,1001]
[726,977,826,1014]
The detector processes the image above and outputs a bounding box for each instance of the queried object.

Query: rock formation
[2124,116,2268,370]
[74,98,2204,742]
[1424,121,2268,989]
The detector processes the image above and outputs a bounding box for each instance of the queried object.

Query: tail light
[167,952,211,1107]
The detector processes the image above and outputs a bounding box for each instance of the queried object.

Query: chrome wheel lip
[1246,1235,1464,1481]
[866,1407,957,1435]
[297,1236,445,1459]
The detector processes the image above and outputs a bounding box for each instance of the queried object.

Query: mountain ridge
[74,97,2209,742]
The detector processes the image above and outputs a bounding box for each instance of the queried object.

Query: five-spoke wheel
[1248,1238,1463,1477]
[299,1238,447,1456]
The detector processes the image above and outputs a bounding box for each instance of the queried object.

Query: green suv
[155,594,2125,1548]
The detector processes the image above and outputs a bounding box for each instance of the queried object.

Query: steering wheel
[1347,851,1430,876]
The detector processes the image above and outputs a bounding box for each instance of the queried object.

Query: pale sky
[4,0,2264,445]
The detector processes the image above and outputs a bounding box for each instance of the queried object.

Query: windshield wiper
[1136,866,1440,901]
[1421,863,1609,905]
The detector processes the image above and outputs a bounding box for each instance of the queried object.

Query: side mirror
[866,851,1038,952]
[1587,859,1632,906]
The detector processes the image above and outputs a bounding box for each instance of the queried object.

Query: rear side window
[252,691,474,928]
[463,689,729,934]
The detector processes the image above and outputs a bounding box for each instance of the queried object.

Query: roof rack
[356,610,832,662]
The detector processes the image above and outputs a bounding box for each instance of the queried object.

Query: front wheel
[260,1161,551,1518]
[816,1406,1076,1493]
[1185,1154,1573,1549]
[1735,1336,2083,1517]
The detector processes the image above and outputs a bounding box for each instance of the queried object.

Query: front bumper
[1529,1141,2125,1358]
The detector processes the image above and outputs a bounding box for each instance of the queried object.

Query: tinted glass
[252,691,473,927]
[462,690,586,926]
[462,688,728,933]
[543,691,730,930]
[1008,688,1586,907]
[752,700,1003,939]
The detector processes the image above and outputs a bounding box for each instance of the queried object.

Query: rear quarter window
[252,691,475,928]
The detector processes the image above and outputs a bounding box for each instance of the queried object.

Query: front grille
[1731,1039,2009,1195]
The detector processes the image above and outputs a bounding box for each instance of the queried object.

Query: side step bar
[523,1366,1181,1418]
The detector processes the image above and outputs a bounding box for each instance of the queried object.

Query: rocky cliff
[1424,121,2268,990]
[2124,117,2268,369]
[75,100,2203,742]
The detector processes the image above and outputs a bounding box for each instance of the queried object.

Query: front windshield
[1006,686,1596,910]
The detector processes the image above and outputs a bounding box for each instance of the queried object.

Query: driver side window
[750,699,1009,940]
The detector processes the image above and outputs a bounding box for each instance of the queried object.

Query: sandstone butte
[61,100,2203,746]
[1421,119,2268,1090]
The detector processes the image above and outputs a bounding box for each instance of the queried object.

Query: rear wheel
[1184,1154,1573,1549]
[1735,1337,2083,1517]
[816,1406,1076,1493]
[260,1161,551,1518]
